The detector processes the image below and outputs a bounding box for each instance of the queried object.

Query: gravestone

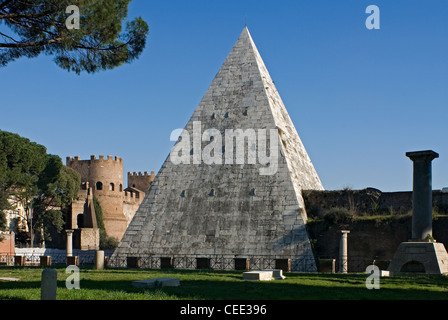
[388,151,448,275]
[242,269,285,281]
[41,269,57,300]
[243,271,273,281]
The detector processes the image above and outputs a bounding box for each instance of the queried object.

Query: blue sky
[1,0,447,192]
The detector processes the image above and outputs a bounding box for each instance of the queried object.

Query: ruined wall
[303,189,448,272]
[307,216,448,272]
[303,188,448,218]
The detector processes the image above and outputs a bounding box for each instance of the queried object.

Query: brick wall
[0,233,15,255]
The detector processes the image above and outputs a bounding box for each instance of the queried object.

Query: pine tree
[0,0,149,74]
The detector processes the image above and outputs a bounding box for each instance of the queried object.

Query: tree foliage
[33,154,80,244]
[93,196,118,250]
[0,130,47,232]
[0,130,80,245]
[0,0,149,74]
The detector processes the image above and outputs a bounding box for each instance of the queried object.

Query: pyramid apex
[239,25,252,39]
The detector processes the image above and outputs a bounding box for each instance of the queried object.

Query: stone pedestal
[388,150,448,275]
[66,256,79,266]
[40,256,51,267]
[388,242,448,275]
[94,250,105,270]
[406,150,439,241]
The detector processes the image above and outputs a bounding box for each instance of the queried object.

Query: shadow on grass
[1,267,447,300]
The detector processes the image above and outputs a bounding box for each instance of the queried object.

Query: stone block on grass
[132,277,180,288]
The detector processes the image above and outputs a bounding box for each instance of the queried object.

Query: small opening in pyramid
[224,112,229,118]
[211,113,215,120]
[243,109,248,116]
[180,190,185,198]
[250,188,255,196]
[209,189,215,197]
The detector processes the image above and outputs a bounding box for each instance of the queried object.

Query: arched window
[96,181,103,191]
[109,183,115,191]
[119,184,123,192]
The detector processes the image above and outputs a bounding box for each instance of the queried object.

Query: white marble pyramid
[110,27,324,271]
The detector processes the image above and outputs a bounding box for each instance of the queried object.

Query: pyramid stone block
[110,27,324,272]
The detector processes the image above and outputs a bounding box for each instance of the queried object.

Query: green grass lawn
[0,266,447,300]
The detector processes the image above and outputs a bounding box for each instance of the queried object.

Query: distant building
[4,195,28,234]
[66,155,154,244]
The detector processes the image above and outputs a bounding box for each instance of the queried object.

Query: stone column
[406,150,439,241]
[339,230,350,273]
[66,230,74,257]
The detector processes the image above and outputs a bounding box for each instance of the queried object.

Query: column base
[387,242,448,275]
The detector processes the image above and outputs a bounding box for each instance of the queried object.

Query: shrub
[323,207,354,227]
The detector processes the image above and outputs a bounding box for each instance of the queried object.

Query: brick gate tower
[67,155,128,241]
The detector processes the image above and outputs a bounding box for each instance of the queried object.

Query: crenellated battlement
[128,171,155,177]
[123,190,143,203]
[127,171,155,192]
[67,155,123,164]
